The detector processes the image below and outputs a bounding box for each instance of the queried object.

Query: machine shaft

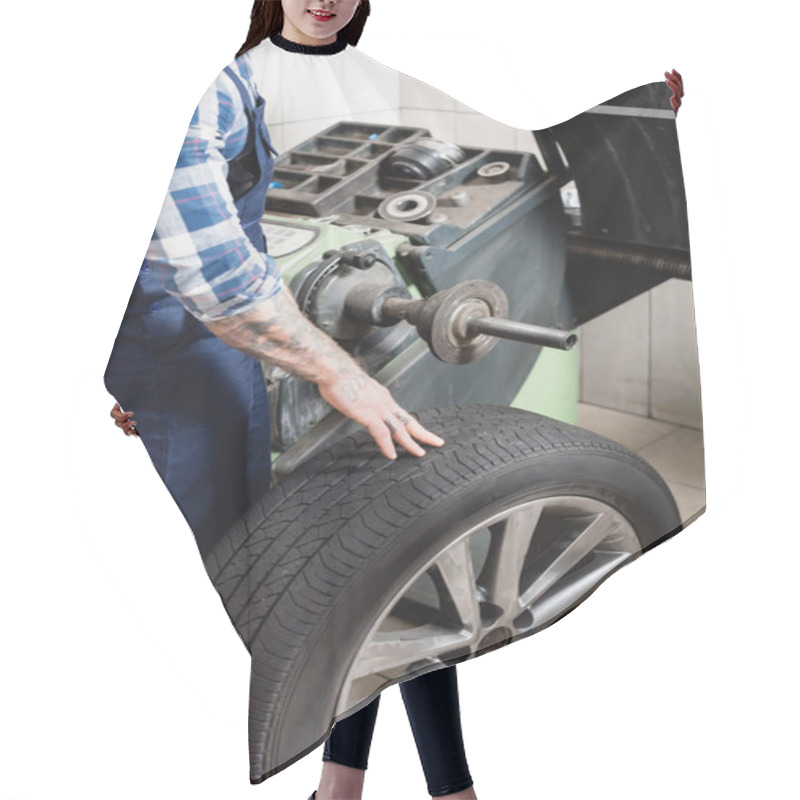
[346,276,577,363]
[466,315,577,351]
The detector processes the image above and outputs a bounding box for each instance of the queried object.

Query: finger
[666,82,681,112]
[390,408,413,425]
[111,402,123,420]
[665,69,683,94]
[389,408,445,446]
[668,77,684,98]
[367,419,398,460]
[111,409,132,423]
[388,418,426,457]
[384,414,425,456]
[393,416,447,456]
[404,417,445,447]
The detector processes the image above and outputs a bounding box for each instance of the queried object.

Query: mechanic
[105,2,477,799]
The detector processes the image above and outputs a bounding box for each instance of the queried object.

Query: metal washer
[377,190,437,222]
[476,161,511,181]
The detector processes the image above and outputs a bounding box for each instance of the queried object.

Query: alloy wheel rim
[335,494,640,715]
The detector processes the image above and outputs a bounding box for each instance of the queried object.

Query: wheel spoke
[352,625,473,679]
[432,537,482,633]
[519,511,618,607]
[342,497,639,708]
[481,504,543,614]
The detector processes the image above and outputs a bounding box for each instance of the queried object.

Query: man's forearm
[204,282,364,390]
[203,281,442,461]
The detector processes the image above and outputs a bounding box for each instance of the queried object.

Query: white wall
[581,278,703,428]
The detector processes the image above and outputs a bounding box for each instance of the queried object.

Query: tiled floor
[577,403,705,524]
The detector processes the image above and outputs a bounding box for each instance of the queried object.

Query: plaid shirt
[144,53,282,322]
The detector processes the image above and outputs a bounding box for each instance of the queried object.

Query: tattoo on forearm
[205,288,360,386]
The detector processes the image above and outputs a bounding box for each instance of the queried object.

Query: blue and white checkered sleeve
[144,59,282,322]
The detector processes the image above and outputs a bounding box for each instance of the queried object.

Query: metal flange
[382,280,509,364]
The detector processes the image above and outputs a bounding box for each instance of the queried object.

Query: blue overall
[104,65,278,559]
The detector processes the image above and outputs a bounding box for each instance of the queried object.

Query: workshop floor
[577,403,705,524]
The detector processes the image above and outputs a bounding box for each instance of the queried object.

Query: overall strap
[223,63,255,114]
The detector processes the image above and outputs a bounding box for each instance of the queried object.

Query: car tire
[203,403,681,783]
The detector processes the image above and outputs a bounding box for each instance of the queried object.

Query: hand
[318,372,445,460]
[665,68,684,115]
[203,285,444,460]
[110,402,139,436]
